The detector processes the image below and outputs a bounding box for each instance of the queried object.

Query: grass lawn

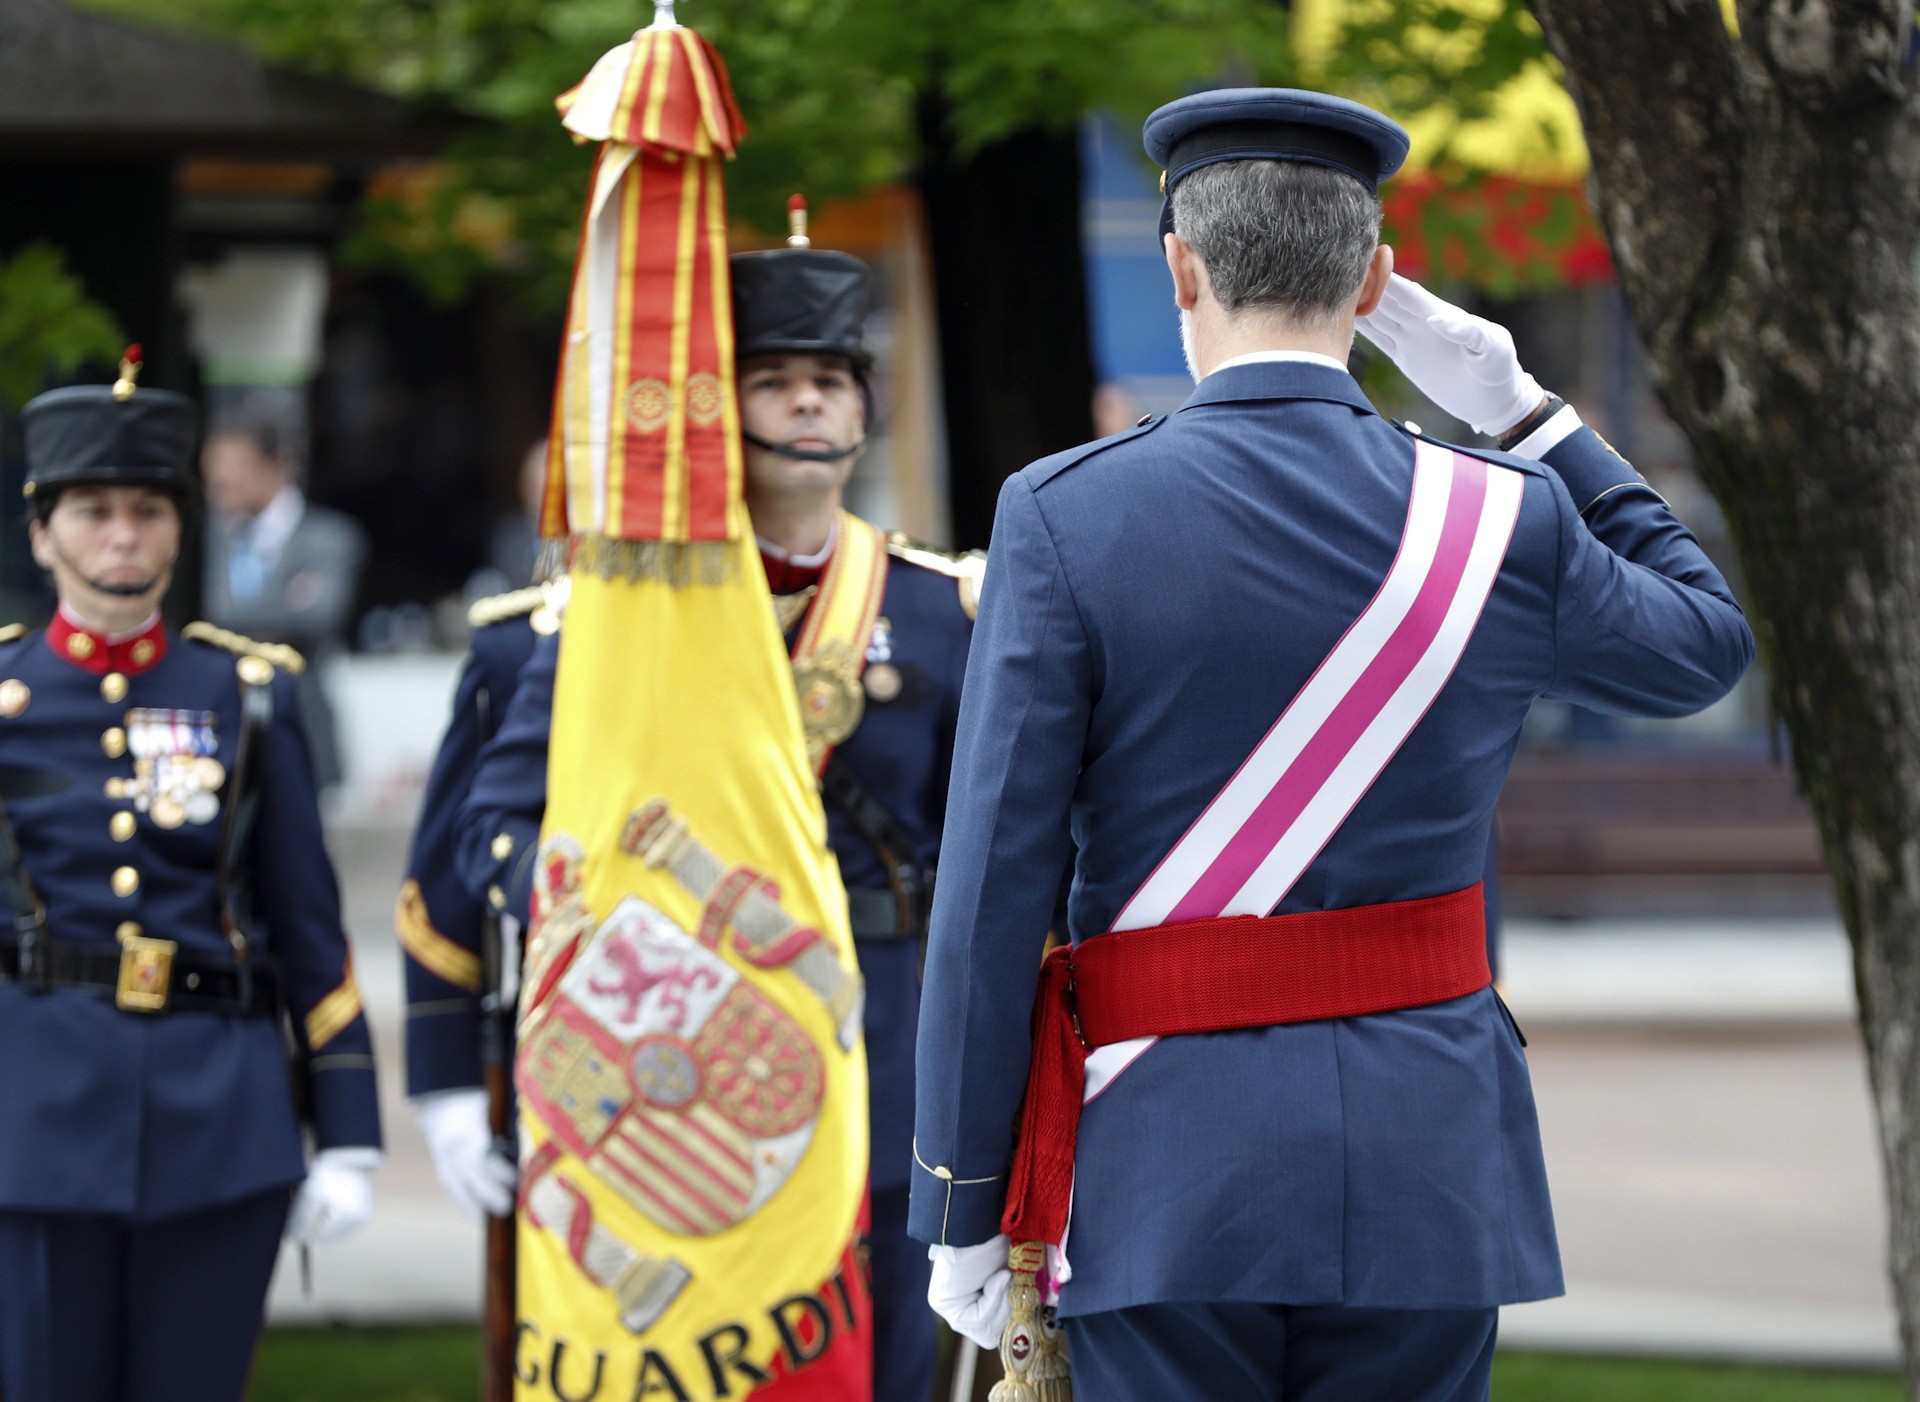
[250,1328,1905,1401]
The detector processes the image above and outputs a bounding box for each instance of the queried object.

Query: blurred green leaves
[0,244,126,410]
[76,0,1592,309]
[78,0,1304,312]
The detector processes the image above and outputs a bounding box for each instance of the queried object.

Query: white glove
[285,1146,380,1246]
[928,1234,1013,1349]
[416,1087,517,1220]
[1356,274,1545,437]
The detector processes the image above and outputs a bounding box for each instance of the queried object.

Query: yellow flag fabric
[513,526,868,1397]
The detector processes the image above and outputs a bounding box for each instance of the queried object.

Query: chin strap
[741,430,866,464]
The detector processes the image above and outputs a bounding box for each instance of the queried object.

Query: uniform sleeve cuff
[907,1142,1008,1246]
[1509,403,1583,459]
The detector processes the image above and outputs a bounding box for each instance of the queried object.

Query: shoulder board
[181,622,307,677]
[1027,415,1166,489]
[471,578,569,635]
[0,624,28,645]
[467,585,547,629]
[887,534,987,621]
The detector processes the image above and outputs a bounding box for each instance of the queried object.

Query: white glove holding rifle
[416,1086,518,1220]
[1356,273,1550,439]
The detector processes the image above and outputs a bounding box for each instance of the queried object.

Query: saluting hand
[1356,274,1546,438]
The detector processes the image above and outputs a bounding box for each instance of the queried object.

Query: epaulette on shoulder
[0,624,28,645]
[887,534,987,621]
[181,622,306,677]
[1026,414,1166,489]
[467,585,546,629]
[468,577,569,635]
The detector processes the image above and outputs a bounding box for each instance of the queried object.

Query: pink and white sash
[1055,439,1525,1281]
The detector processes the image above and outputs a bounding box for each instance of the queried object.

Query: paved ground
[268,822,1900,1365]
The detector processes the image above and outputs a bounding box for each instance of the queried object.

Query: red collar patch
[761,550,828,597]
[47,611,167,677]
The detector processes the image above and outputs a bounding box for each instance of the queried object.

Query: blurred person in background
[464,437,551,601]
[1093,382,1146,437]
[201,413,367,791]
[449,232,979,1401]
[0,357,380,1402]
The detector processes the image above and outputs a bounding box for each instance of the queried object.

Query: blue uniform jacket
[0,625,380,1221]
[456,550,972,1191]
[908,361,1754,1315]
[400,609,541,1096]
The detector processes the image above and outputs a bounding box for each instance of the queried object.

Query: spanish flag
[514,20,871,1400]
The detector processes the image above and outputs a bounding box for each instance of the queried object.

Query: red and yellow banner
[518,21,871,1401]
[543,26,748,566]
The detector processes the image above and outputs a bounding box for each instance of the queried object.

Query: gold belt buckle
[116,935,178,1013]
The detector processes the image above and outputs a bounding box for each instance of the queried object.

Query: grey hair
[1170,160,1383,325]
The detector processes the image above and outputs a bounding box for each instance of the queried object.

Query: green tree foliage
[0,244,127,410]
[82,0,1300,311]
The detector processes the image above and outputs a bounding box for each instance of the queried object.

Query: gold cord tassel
[988,1240,1072,1401]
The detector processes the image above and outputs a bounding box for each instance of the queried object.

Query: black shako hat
[21,366,197,504]
[1145,88,1411,238]
[729,249,873,371]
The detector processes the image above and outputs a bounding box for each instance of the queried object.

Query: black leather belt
[848,887,923,941]
[0,935,280,1016]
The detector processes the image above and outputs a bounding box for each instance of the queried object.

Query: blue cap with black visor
[1145,88,1412,240]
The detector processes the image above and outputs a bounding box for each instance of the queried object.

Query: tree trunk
[915,92,1097,550]
[1529,0,1920,1388]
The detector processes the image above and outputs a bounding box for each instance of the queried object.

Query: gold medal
[863,662,902,703]
[792,663,864,749]
[150,796,185,830]
[192,757,227,791]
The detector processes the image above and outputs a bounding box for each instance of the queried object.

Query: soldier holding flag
[453,231,974,1402]
[414,9,971,1398]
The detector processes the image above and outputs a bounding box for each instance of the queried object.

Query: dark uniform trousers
[0,1190,290,1402]
[1066,1303,1497,1402]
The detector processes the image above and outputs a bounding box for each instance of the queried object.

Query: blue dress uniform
[457,538,975,1400]
[909,95,1753,1401]
[398,587,551,1096]
[0,380,381,1402]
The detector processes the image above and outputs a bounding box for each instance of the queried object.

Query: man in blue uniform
[0,358,382,1402]
[912,91,1753,1400]
[449,242,976,1400]
[397,579,562,1217]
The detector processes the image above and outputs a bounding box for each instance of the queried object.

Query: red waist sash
[998,882,1490,1247]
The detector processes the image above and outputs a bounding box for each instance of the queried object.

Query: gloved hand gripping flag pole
[509,5,874,1396]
